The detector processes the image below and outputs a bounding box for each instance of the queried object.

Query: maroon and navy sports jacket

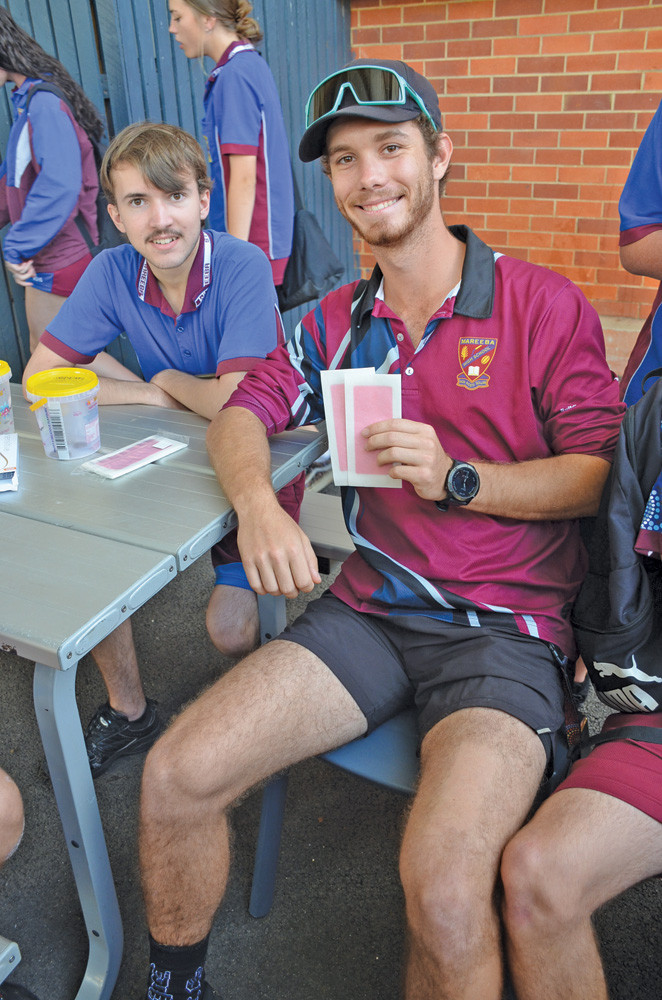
[226,226,625,657]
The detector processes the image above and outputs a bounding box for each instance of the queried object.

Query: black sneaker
[85,699,163,778]
[571,675,591,709]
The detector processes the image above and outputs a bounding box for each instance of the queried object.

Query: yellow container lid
[0,359,11,378]
[25,367,99,399]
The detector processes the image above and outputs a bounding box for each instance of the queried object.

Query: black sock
[147,934,210,1000]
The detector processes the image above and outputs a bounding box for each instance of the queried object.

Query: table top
[1,388,327,667]
[7,391,326,569]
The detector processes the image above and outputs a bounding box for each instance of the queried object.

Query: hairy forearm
[95,376,182,408]
[465,453,611,520]
[151,370,245,421]
[207,406,276,512]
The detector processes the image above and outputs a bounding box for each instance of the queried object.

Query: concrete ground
[1,552,662,1000]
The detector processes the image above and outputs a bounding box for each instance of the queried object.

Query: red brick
[383,25,424,43]
[586,111,637,132]
[561,130,609,148]
[536,112,584,130]
[623,5,662,29]
[592,72,643,93]
[564,93,612,112]
[489,147,535,164]
[517,131,562,148]
[593,31,642,53]
[450,38,492,57]
[568,9,621,32]
[495,0,542,15]
[533,182,579,200]
[566,52,617,73]
[489,182,533,198]
[470,94,514,112]
[559,165,605,185]
[540,74,590,93]
[614,93,660,113]
[644,72,662,92]
[447,1,494,20]
[511,198,554,215]
[472,18,518,38]
[492,75,541,93]
[358,7,402,27]
[515,94,564,113]
[517,55,566,75]
[618,50,662,73]
[489,112,536,130]
[536,148,582,166]
[542,33,591,55]
[583,148,633,167]
[427,19,472,40]
[468,164,512,181]
[518,14,569,36]
[403,3,449,23]
[353,27,382,46]
[512,165,558,183]
[470,56,518,76]
[493,35,541,56]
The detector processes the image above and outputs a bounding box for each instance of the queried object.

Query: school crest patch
[457,337,498,389]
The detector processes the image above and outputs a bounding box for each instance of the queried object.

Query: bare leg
[399,707,546,1000]
[24,286,66,352]
[140,639,367,945]
[502,787,662,1000]
[0,768,24,864]
[90,618,146,720]
[205,584,259,656]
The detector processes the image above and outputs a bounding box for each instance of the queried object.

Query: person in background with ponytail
[169,0,294,288]
[0,8,103,351]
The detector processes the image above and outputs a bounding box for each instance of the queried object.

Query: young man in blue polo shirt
[23,121,297,778]
[136,63,624,999]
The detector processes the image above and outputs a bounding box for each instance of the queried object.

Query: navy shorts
[280,592,567,743]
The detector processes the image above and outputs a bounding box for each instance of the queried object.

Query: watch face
[449,463,479,500]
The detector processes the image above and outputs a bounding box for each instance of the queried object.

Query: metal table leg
[33,663,123,1000]
[0,936,21,984]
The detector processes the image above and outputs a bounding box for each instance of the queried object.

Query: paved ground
[1,553,661,1000]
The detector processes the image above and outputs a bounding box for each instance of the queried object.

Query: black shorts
[281,592,567,740]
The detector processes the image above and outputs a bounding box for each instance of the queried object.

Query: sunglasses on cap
[305,64,439,132]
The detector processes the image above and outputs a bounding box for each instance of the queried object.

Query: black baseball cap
[299,58,443,162]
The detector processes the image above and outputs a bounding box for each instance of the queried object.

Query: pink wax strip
[351,384,394,475]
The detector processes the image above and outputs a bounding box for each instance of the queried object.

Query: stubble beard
[337,172,438,248]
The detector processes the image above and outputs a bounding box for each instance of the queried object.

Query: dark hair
[182,0,262,42]
[320,113,450,196]
[0,8,104,141]
[101,121,212,204]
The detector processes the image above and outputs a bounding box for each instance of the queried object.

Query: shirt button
[183,349,191,357]
[177,326,184,333]
[396,333,404,342]
[405,366,414,375]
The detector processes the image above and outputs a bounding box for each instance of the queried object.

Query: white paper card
[0,432,18,492]
[81,436,187,479]
[321,368,375,486]
[345,371,401,487]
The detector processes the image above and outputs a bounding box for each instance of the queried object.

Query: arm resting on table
[207,406,321,597]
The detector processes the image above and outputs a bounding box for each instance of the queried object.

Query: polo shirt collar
[205,40,255,94]
[136,229,214,316]
[356,225,495,328]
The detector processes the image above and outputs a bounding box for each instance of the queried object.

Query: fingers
[240,525,322,599]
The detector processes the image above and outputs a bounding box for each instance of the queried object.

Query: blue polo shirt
[202,41,294,284]
[42,229,282,380]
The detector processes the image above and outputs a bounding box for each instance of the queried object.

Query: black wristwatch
[435,460,480,511]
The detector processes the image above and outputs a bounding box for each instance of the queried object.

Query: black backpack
[24,82,125,255]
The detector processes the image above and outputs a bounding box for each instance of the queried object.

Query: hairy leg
[400,707,546,1000]
[24,286,66,352]
[140,638,367,945]
[502,786,662,1000]
[90,618,146,719]
[205,584,259,657]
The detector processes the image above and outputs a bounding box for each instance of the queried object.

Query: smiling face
[107,162,210,282]
[325,117,450,249]
[168,0,208,58]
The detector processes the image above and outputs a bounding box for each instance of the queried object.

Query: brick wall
[350,0,662,370]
